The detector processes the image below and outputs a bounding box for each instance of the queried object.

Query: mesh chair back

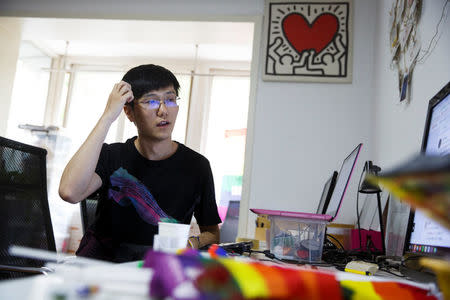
[0,136,56,279]
[80,196,99,233]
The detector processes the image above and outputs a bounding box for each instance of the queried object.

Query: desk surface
[0,256,440,300]
[0,276,34,299]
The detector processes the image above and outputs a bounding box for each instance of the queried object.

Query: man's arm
[188,224,220,249]
[59,81,134,204]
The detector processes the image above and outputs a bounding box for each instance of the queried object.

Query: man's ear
[124,105,135,123]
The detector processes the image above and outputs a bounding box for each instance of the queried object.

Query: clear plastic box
[268,215,327,262]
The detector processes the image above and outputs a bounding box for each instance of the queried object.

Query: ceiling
[20,18,255,62]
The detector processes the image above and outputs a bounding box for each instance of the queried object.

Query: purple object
[143,250,205,299]
[144,250,187,298]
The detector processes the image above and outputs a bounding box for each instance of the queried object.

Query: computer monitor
[404,82,450,257]
[220,201,240,243]
[316,171,338,215]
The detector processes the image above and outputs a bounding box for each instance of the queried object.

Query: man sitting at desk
[59,64,221,262]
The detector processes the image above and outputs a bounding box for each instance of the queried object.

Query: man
[59,64,221,262]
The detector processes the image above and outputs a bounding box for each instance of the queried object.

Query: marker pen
[344,268,372,276]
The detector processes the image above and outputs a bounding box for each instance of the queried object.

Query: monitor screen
[405,82,450,256]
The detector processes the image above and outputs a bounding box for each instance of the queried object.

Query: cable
[356,165,366,250]
[416,0,449,64]
[295,261,334,267]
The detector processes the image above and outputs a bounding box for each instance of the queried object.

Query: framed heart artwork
[263,0,353,83]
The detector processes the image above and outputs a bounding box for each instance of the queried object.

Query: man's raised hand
[103,81,134,123]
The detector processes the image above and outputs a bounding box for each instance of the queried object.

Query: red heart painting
[282,13,339,54]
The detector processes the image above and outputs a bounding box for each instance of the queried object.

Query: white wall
[246,0,376,234]
[373,0,450,170]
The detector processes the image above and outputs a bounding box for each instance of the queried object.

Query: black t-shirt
[77,137,221,261]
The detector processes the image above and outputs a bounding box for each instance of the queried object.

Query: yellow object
[254,214,271,248]
[340,281,383,300]
[371,173,450,230]
[344,268,372,276]
[219,258,269,298]
[420,257,450,300]
[254,227,268,241]
[256,214,270,228]
[327,223,354,249]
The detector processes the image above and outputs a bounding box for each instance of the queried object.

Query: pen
[344,268,372,276]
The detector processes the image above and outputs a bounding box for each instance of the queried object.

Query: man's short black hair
[122,64,180,103]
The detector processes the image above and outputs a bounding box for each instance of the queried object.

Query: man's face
[125,85,179,142]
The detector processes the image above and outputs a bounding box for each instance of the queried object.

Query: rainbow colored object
[143,249,438,300]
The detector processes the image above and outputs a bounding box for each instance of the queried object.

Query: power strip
[217,241,254,254]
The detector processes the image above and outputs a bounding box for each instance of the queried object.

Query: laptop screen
[325,143,362,221]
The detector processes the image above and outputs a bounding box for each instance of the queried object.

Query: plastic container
[268,215,327,262]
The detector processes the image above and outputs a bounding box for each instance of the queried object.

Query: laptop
[251,143,362,222]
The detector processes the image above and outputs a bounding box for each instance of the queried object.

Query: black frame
[80,195,99,234]
[403,81,450,256]
[317,171,338,214]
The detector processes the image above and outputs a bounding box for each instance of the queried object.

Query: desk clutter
[3,246,441,300]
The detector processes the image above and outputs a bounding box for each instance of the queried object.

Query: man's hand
[188,225,220,249]
[102,81,134,123]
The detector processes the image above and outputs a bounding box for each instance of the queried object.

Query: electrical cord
[417,0,449,64]
[356,165,366,251]
[249,249,335,267]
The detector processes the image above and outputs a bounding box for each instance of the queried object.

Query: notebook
[251,143,362,222]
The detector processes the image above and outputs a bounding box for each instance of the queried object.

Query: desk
[0,276,36,300]
[0,274,151,300]
[0,261,151,300]
[0,254,441,300]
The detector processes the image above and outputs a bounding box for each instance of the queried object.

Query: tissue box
[268,215,327,262]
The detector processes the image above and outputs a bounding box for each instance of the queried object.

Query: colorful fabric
[143,249,438,300]
[109,167,170,225]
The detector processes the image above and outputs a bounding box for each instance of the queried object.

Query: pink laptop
[251,143,362,222]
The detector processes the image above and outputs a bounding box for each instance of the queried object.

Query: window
[64,69,124,148]
[7,41,51,141]
[203,71,250,221]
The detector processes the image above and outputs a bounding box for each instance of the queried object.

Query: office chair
[0,136,56,280]
[80,192,99,234]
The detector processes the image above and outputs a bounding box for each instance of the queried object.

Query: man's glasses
[137,96,180,110]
